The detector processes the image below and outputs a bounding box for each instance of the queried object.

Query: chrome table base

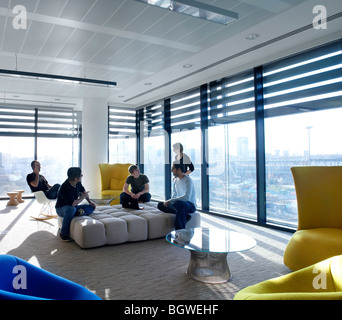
[187,251,232,284]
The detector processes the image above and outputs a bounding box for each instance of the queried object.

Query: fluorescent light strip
[135,0,238,25]
[0,69,117,88]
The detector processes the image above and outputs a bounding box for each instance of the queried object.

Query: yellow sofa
[234,255,342,300]
[98,163,133,204]
[283,166,342,271]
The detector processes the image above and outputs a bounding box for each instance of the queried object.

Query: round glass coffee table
[166,227,256,284]
[90,194,118,206]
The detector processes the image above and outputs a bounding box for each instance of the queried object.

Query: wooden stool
[7,192,19,206]
[14,190,25,203]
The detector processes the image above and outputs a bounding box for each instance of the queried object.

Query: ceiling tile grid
[0,0,339,108]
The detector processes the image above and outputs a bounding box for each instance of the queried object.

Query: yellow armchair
[283,166,342,271]
[234,255,342,300]
[98,163,133,204]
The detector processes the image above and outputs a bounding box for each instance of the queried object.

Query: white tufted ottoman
[58,202,201,249]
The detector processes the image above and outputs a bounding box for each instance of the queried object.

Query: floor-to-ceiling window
[208,71,257,219]
[131,39,342,230]
[170,89,202,208]
[263,40,342,227]
[143,102,165,201]
[0,106,81,198]
[108,106,136,164]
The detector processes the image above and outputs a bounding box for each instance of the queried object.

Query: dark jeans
[157,200,196,230]
[120,192,151,209]
[45,184,60,199]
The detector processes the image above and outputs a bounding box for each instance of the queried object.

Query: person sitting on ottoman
[120,165,151,210]
[55,167,96,242]
[157,162,196,230]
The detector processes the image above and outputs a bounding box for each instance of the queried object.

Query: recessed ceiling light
[245,33,260,40]
[144,82,152,86]
[183,64,193,68]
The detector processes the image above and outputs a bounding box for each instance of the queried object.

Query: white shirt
[170,175,196,208]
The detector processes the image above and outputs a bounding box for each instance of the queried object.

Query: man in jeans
[55,167,96,241]
[158,162,196,230]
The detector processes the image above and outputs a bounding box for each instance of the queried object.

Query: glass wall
[143,103,165,201]
[134,39,342,230]
[263,40,342,227]
[37,137,79,186]
[170,89,202,208]
[0,105,81,198]
[208,71,257,219]
[108,106,136,164]
[0,136,34,196]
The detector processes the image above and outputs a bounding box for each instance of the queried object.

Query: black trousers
[120,192,151,209]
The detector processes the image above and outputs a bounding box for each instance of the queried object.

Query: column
[82,98,108,193]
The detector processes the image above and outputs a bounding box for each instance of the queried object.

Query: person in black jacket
[55,167,96,242]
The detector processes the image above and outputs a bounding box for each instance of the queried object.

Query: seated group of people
[26,143,196,242]
[27,161,96,241]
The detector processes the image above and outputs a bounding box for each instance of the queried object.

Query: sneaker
[76,208,85,216]
[60,233,72,242]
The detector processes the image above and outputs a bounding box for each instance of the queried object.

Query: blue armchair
[0,255,101,300]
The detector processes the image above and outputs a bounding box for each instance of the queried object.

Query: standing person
[55,167,96,242]
[26,160,60,199]
[173,142,194,175]
[120,165,151,209]
[157,162,196,230]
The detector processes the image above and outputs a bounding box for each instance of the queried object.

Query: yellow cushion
[284,167,342,271]
[234,255,342,300]
[284,228,342,271]
[291,166,342,230]
[98,163,132,191]
[110,178,125,190]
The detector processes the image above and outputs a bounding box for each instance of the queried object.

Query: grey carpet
[0,199,292,300]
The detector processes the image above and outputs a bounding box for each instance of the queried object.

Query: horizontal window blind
[0,106,35,135]
[209,70,255,125]
[37,107,81,137]
[263,41,342,118]
[144,102,164,136]
[0,105,80,137]
[108,106,136,139]
[170,88,200,132]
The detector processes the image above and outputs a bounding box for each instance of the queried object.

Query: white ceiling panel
[104,1,146,30]
[72,32,114,62]
[21,21,53,56]
[60,0,96,21]
[57,29,96,60]
[39,25,75,58]
[2,23,28,52]
[142,11,187,38]
[11,0,38,12]
[239,0,291,13]
[0,0,340,109]
[34,0,68,17]
[89,36,131,64]
[125,5,168,33]
[82,0,123,25]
